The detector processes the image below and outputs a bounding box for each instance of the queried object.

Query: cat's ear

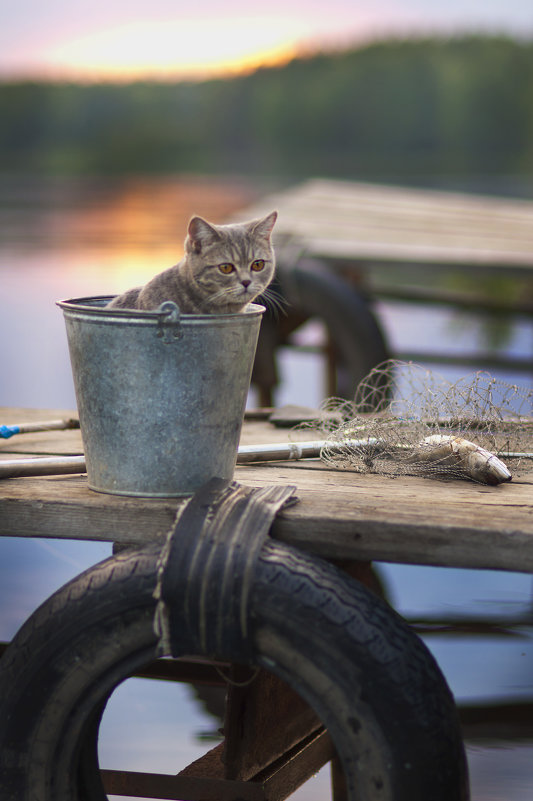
[187,216,221,254]
[250,211,278,241]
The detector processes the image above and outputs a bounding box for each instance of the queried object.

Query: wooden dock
[236,178,533,384]
[2,406,533,573]
[242,178,533,274]
[1,406,533,799]
[4,181,533,799]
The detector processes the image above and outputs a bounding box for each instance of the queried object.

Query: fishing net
[292,360,533,484]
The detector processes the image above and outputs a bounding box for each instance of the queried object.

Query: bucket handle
[156,301,182,343]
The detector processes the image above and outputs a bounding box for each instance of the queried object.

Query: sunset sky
[1,0,533,81]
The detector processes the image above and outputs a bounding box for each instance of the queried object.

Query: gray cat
[107,211,278,314]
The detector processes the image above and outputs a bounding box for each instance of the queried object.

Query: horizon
[2,0,532,83]
[1,30,532,86]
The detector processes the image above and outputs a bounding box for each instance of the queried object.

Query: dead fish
[410,434,512,485]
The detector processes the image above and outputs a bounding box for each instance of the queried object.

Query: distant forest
[1,36,533,186]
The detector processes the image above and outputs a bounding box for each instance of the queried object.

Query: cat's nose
[241,279,251,289]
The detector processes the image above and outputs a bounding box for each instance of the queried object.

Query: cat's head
[184,211,277,313]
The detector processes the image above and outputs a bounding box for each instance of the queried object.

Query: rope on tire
[153,478,298,661]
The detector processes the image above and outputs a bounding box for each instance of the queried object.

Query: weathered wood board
[1,407,533,573]
[238,178,533,272]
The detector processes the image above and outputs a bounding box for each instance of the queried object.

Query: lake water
[1,174,533,800]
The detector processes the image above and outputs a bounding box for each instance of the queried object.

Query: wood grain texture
[2,408,533,571]
[237,178,533,271]
[0,408,83,455]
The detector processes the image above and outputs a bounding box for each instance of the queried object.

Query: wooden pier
[239,178,533,382]
[3,179,533,799]
[1,405,533,798]
[243,178,533,272]
[1,406,533,572]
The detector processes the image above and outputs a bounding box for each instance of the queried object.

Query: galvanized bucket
[57,296,264,497]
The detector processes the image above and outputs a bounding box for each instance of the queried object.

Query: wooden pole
[0,418,79,439]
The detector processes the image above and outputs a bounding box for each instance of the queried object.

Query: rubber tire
[0,541,468,801]
[256,257,390,402]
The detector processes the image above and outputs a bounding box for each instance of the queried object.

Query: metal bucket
[57,296,264,497]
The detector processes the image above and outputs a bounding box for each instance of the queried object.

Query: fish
[409,434,512,485]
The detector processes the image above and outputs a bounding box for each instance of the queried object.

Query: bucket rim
[56,295,266,320]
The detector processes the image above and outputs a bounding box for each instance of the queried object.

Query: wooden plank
[285,178,533,219]
[271,213,533,252]
[255,728,334,801]
[301,239,533,271]
[102,764,266,801]
[459,701,533,741]
[1,463,533,571]
[239,462,533,571]
[0,412,273,455]
[178,742,228,780]
[0,475,177,542]
[368,282,533,316]
[0,408,78,424]
[238,178,533,270]
[0,407,82,455]
[2,408,533,572]
[0,430,83,456]
[223,667,321,781]
[135,657,228,686]
[102,730,334,801]
[389,350,533,374]
[267,179,533,231]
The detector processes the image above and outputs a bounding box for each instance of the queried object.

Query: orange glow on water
[4,176,260,293]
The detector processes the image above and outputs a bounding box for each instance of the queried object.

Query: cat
[107,211,278,314]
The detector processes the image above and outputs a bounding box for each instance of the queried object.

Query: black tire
[0,542,468,801]
[254,257,390,404]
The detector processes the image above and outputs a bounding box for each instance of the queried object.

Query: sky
[0,0,532,81]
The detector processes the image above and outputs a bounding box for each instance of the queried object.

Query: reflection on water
[1,176,533,800]
[0,173,260,251]
[0,174,262,409]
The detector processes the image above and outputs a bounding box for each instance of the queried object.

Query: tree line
[1,35,532,185]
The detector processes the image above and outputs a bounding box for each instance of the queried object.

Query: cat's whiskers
[206,287,228,304]
[207,282,262,307]
[258,286,288,319]
[207,286,240,304]
[203,286,245,311]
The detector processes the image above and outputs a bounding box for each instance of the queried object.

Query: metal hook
[156,301,182,343]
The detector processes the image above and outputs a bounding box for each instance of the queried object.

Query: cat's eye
[218,263,235,274]
[251,259,265,271]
